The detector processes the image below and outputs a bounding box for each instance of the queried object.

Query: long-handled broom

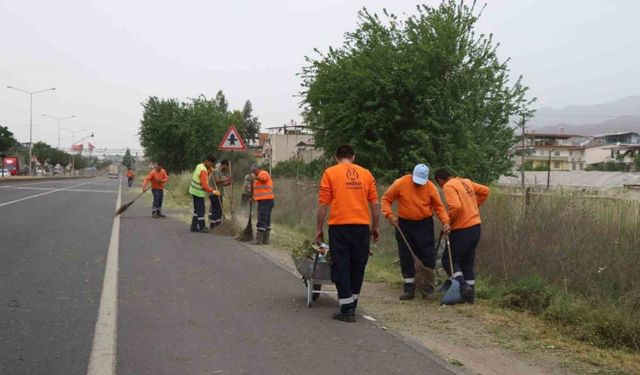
[394,223,436,298]
[115,189,148,216]
[236,182,254,242]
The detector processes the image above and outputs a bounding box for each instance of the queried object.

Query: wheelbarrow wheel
[312,284,321,301]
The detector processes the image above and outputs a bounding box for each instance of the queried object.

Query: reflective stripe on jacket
[253,170,274,201]
[189,163,208,197]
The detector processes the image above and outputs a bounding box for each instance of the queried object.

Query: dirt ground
[251,242,576,375]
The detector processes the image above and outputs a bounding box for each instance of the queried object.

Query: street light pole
[7,85,56,175]
[42,114,76,149]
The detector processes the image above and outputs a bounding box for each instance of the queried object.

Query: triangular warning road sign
[218,125,247,151]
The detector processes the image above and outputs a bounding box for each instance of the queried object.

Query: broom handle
[445,235,455,277]
[211,173,226,220]
[394,223,427,269]
[164,187,176,198]
[133,189,148,202]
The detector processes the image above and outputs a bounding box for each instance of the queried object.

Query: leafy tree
[122,148,134,169]
[139,93,259,173]
[215,90,229,113]
[301,1,534,183]
[74,155,89,170]
[32,142,53,165]
[0,125,18,152]
[635,153,640,172]
[49,149,70,167]
[241,100,261,141]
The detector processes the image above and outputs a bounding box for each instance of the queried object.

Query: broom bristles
[236,218,253,242]
[115,202,131,216]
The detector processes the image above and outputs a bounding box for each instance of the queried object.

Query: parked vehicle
[1,156,21,176]
[0,168,11,177]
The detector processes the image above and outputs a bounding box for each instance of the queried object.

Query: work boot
[252,231,265,245]
[262,229,271,245]
[157,212,166,218]
[210,222,217,230]
[332,302,356,323]
[190,227,199,233]
[462,285,475,304]
[201,227,210,234]
[152,212,159,218]
[399,283,416,300]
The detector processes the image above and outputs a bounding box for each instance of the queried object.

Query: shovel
[441,235,462,305]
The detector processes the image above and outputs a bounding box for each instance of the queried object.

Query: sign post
[218,125,247,219]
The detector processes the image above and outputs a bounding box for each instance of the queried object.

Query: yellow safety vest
[189,163,208,197]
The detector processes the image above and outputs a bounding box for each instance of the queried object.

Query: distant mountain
[535,116,640,136]
[526,96,640,136]
[528,96,640,128]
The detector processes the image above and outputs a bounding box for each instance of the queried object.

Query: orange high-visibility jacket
[126,170,135,178]
[381,174,450,224]
[143,169,168,190]
[253,170,274,201]
[318,163,378,226]
[442,177,490,230]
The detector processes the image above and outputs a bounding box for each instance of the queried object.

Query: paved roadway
[0,176,454,375]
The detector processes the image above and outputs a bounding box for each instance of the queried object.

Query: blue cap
[412,164,430,185]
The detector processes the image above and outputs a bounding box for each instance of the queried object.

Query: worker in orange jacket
[434,168,490,304]
[142,163,169,218]
[316,145,380,322]
[381,164,450,300]
[251,164,274,245]
[126,168,135,188]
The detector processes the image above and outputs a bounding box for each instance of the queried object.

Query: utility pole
[7,85,56,175]
[547,148,552,190]
[520,114,526,189]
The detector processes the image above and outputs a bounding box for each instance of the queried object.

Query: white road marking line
[0,180,67,187]
[87,177,121,375]
[0,186,117,193]
[0,182,91,208]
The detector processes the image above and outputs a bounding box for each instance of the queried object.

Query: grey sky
[1,0,639,150]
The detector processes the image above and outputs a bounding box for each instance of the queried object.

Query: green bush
[494,276,554,315]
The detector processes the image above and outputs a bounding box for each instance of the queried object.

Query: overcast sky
[1,0,638,150]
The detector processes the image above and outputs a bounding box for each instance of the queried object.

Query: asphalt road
[0,177,119,375]
[1,176,454,375]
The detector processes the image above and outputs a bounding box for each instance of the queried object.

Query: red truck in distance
[2,156,21,176]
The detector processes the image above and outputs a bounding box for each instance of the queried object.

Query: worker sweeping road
[434,167,490,304]
[316,144,380,322]
[126,168,135,188]
[189,155,217,233]
[142,163,169,218]
[381,164,451,300]
[251,164,274,245]
[209,159,231,230]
